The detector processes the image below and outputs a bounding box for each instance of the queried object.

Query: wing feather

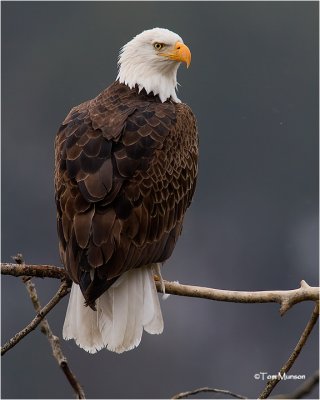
[54,81,198,306]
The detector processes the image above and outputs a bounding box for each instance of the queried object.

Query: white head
[117,28,191,103]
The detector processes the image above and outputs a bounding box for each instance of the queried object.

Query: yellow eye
[154,42,164,51]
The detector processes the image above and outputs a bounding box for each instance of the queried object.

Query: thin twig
[1,263,319,315]
[271,369,319,398]
[1,280,70,356]
[24,279,85,399]
[172,387,247,399]
[259,303,319,399]
[20,278,85,397]
[5,255,85,398]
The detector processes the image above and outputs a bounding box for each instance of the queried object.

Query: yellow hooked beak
[161,41,191,68]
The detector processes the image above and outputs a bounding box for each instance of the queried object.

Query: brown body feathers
[55,81,198,308]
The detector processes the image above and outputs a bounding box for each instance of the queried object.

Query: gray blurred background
[1,1,319,399]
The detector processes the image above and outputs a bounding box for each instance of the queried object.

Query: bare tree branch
[1,262,67,280]
[171,371,320,400]
[172,387,247,399]
[259,303,319,399]
[20,276,85,399]
[156,280,319,316]
[1,280,70,356]
[271,369,319,399]
[2,261,319,399]
[2,254,86,398]
[1,263,319,316]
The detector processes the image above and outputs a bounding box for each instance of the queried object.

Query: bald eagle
[54,28,198,353]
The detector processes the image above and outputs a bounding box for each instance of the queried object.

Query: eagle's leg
[152,263,166,294]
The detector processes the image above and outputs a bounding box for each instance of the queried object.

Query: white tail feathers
[63,264,164,354]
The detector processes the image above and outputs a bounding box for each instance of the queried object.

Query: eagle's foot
[152,263,166,296]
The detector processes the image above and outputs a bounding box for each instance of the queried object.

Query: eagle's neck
[117,59,181,103]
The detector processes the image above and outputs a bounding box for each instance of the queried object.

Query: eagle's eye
[153,42,165,51]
